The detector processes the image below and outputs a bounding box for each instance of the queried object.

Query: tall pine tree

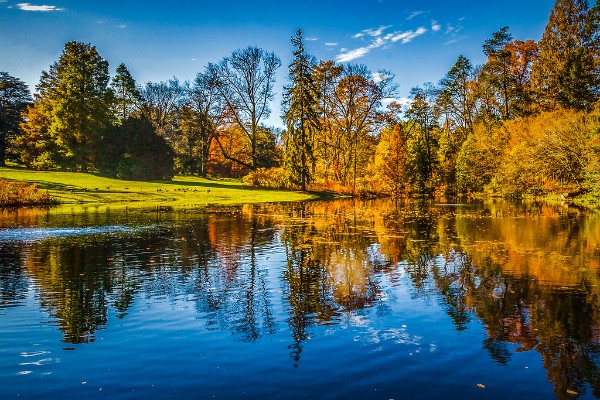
[282,29,321,190]
[111,63,141,122]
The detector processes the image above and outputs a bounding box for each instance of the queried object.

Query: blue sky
[0,0,555,126]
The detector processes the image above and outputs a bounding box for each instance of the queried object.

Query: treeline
[1,0,600,198]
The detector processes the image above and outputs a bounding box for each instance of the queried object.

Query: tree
[531,0,600,110]
[26,41,113,172]
[140,78,184,141]
[481,27,514,120]
[312,60,343,181]
[374,123,409,197]
[95,116,174,180]
[282,29,321,190]
[110,64,142,122]
[437,55,478,137]
[211,46,281,170]
[177,67,228,176]
[405,84,438,189]
[328,64,395,190]
[0,72,31,165]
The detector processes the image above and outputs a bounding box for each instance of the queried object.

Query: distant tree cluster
[3,0,600,198]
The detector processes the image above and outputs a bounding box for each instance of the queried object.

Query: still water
[1,199,600,399]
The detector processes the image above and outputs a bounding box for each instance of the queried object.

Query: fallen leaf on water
[567,389,579,395]
[477,384,486,389]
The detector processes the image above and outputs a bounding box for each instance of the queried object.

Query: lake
[1,199,600,399]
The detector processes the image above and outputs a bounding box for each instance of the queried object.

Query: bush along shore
[0,179,55,207]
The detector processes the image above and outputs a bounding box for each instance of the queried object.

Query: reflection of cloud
[17,2,62,11]
[337,25,428,62]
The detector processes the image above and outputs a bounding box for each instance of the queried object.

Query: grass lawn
[0,167,319,208]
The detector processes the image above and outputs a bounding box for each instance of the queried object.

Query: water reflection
[2,199,600,397]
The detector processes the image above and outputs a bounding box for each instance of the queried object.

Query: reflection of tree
[7,199,600,397]
[0,244,27,308]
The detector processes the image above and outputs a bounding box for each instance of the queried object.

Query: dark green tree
[405,84,438,189]
[0,72,31,165]
[531,0,600,110]
[48,41,113,171]
[282,29,321,190]
[481,27,514,120]
[110,63,142,122]
[95,116,174,180]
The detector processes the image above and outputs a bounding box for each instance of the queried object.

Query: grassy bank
[0,167,319,208]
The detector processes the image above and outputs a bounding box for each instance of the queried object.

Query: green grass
[0,167,319,208]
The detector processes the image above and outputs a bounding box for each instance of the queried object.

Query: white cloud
[337,25,429,62]
[431,21,441,32]
[391,27,427,44]
[325,42,338,47]
[372,71,394,83]
[382,97,412,108]
[352,25,392,39]
[17,3,62,11]
[306,37,319,41]
[118,24,127,29]
[407,10,427,20]
[337,47,371,63]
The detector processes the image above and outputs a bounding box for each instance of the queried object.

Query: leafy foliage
[95,116,174,180]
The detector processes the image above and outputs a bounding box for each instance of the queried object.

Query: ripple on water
[0,226,135,243]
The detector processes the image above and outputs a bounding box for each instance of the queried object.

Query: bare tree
[211,46,281,170]
[140,78,184,142]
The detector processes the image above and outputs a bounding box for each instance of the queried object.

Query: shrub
[242,168,289,189]
[0,179,54,206]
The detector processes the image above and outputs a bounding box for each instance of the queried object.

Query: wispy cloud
[118,24,127,29]
[352,25,392,39]
[336,26,427,62]
[17,3,62,11]
[337,25,429,62]
[306,37,319,41]
[407,10,427,20]
[431,21,441,32]
[337,47,371,63]
[325,42,338,47]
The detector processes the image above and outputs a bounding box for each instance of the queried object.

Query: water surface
[1,199,600,399]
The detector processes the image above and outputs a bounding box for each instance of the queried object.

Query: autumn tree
[328,64,395,191]
[282,29,321,190]
[211,46,281,170]
[531,0,600,110]
[312,60,343,181]
[0,72,31,165]
[110,64,142,122]
[374,123,410,197]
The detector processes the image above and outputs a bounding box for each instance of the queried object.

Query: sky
[0,0,556,127]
